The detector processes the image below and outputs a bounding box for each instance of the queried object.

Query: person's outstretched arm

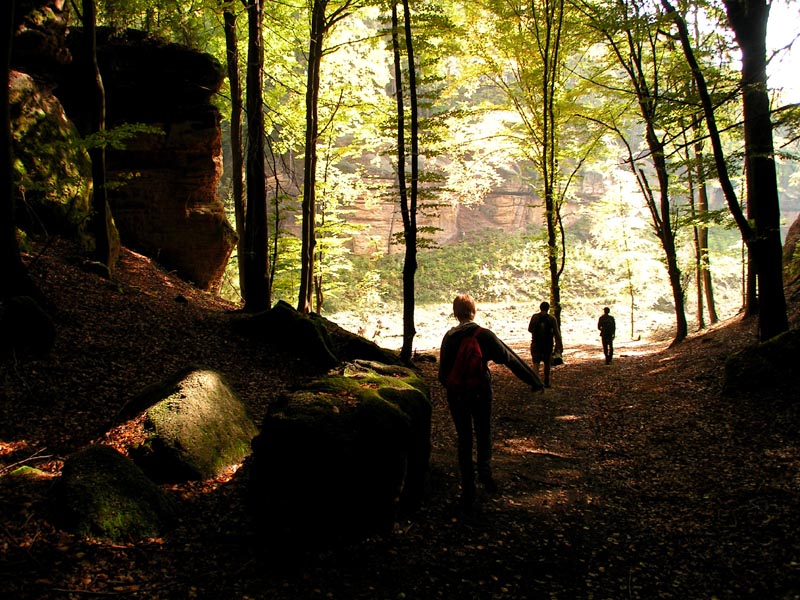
[480,329,544,390]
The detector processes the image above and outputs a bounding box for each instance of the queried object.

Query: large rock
[231,301,402,371]
[48,445,177,541]
[9,71,94,247]
[249,360,431,548]
[10,0,71,79]
[118,367,258,482]
[231,301,340,372]
[55,29,236,292]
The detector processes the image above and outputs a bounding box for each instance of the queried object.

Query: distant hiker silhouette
[528,301,563,388]
[439,293,543,509]
[598,307,616,364]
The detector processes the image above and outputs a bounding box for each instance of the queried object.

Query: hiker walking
[528,301,563,388]
[598,306,616,364]
[439,293,543,509]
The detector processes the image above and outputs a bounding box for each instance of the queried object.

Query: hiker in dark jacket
[597,306,616,364]
[439,293,543,508]
[528,301,563,388]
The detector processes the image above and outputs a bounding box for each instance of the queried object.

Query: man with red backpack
[439,293,544,509]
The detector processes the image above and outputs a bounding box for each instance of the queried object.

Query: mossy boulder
[249,360,432,548]
[119,367,258,482]
[9,71,93,247]
[48,445,177,541]
[723,329,800,397]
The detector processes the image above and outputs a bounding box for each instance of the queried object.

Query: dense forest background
[83,0,800,348]
[5,0,800,350]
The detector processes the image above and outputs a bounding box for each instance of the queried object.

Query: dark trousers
[531,342,553,385]
[602,336,614,363]
[447,386,493,495]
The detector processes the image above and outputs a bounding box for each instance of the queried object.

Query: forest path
[400,331,799,599]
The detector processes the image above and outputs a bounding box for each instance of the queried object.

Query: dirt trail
[398,333,799,600]
[3,240,798,599]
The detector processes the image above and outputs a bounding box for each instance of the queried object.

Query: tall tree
[223,1,246,298]
[661,0,788,341]
[82,0,113,274]
[468,0,601,327]
[579,0,688,345]
[390,0,419,361]
[297,0,358,313]
[690,113,719,326]
[242,0,271,312]
[721,0,788,340]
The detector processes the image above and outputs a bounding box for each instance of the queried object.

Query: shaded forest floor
[2,240,800,599]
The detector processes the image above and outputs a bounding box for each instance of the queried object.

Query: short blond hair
[453,293,476,322]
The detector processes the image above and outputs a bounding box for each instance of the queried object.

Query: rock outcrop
[231,300,402,371]
[9,71,95,246]
[55,29,236,291]
[11,0,71,79]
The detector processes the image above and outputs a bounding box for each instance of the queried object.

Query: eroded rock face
[56,29,236,291]
[9,71,94,245]
[783,212,800,283]
[11,0,71,79]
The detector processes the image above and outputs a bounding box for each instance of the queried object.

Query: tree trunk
[687,153,705,330]
[663,0,786,339]
[298,0,326,314]
[399,0,418,362]
[693,138,718,325]
[648,127,688,345]
[83,0,112,274]
[224,4,246,299]
[724,0,788,341]
[242,0,271,312]
[538,0,565,327]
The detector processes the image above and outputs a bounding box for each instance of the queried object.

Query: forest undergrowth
[1,239,800,599]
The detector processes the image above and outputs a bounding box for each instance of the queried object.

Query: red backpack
[445,327,484,391]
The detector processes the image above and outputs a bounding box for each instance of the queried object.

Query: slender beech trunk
[223,4,246,299]
[242,0,270,312]
[691,117,718,325]
[83,0,112,273]
[298,0,326,314]
[685,137,705,330]
[393,0,419,362]
[537,0,565,326]
[646,124,688,344]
